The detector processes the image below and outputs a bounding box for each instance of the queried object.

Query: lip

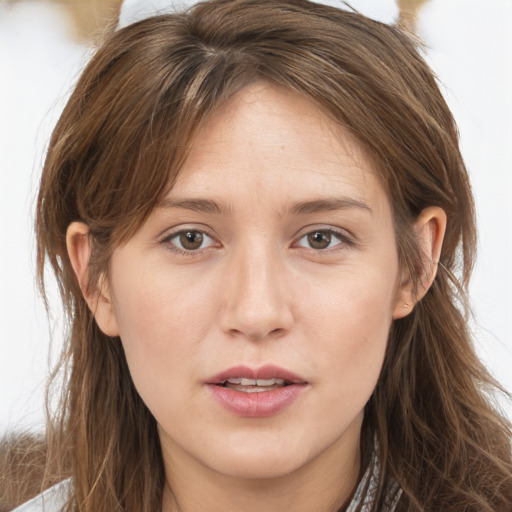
[207,365,307,385]
[206,365,308,418]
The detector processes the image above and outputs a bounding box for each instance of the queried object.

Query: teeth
[256,378,285,386]
[225,378,285,386]
[240,387,271,393]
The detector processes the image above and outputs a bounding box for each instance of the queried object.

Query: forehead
[165,82,389,218]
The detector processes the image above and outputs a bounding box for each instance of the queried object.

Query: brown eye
[307,230,332,249]
[296,228,349,251]
[179,231,204,250]
[165,230,215,253]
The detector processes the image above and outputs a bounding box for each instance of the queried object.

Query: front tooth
[226,378,242,384]
[240,378,257,386]
[256,378,284,386]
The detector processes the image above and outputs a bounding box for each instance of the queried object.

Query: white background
[1,0,511,433]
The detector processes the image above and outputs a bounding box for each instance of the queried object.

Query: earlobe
[66,222,120,337]
[393,207,447,319]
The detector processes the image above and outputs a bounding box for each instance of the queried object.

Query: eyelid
[159,226,220,255]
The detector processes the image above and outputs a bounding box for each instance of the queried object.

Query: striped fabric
[346,451,402,512]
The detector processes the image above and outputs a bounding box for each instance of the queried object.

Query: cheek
[111,257,230,410]
[300,263,397,387]
[113,260,205,341]
[109,262,219,394]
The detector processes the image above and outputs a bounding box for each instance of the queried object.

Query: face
[93,83,409,482]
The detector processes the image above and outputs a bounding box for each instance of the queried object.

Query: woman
[10,0,512,510]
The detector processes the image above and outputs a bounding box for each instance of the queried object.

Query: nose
[219,242,294,342]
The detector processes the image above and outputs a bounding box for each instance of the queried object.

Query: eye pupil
[180,231,204,250]
[308,231,331,249]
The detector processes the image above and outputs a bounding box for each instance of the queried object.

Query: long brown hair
[31,0,512,510]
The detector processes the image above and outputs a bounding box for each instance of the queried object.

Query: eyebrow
[157,198,234,215]
[289,197,372,216]
[157,196,371,216]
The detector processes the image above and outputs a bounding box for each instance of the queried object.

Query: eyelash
[160,229,218,256]
[159,227,354,256]
[295,228,354,253]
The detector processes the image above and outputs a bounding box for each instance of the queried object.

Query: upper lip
[207,365,307,385]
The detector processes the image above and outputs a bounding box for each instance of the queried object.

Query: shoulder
[11,479,71,512]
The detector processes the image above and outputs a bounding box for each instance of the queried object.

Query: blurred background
[1,0,511,434]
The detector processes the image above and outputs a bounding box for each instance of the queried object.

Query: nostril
[245,327,286,342]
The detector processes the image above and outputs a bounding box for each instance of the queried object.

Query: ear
[393,207,447,319]
[66,222,120,337]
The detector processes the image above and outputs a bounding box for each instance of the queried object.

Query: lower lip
[207,384,308,418]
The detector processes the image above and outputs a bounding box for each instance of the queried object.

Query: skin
[67,82,446,512]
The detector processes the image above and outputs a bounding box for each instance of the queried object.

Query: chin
[214,454,309,481]
[199,434,316,481]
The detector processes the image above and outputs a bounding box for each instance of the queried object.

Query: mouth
[206,365,308,417]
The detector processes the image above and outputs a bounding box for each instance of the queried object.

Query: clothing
[12,453,401,511]
[346,450,402,512]
[11,479,70,512]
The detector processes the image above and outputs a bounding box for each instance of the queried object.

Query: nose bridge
[221,235,293,340]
